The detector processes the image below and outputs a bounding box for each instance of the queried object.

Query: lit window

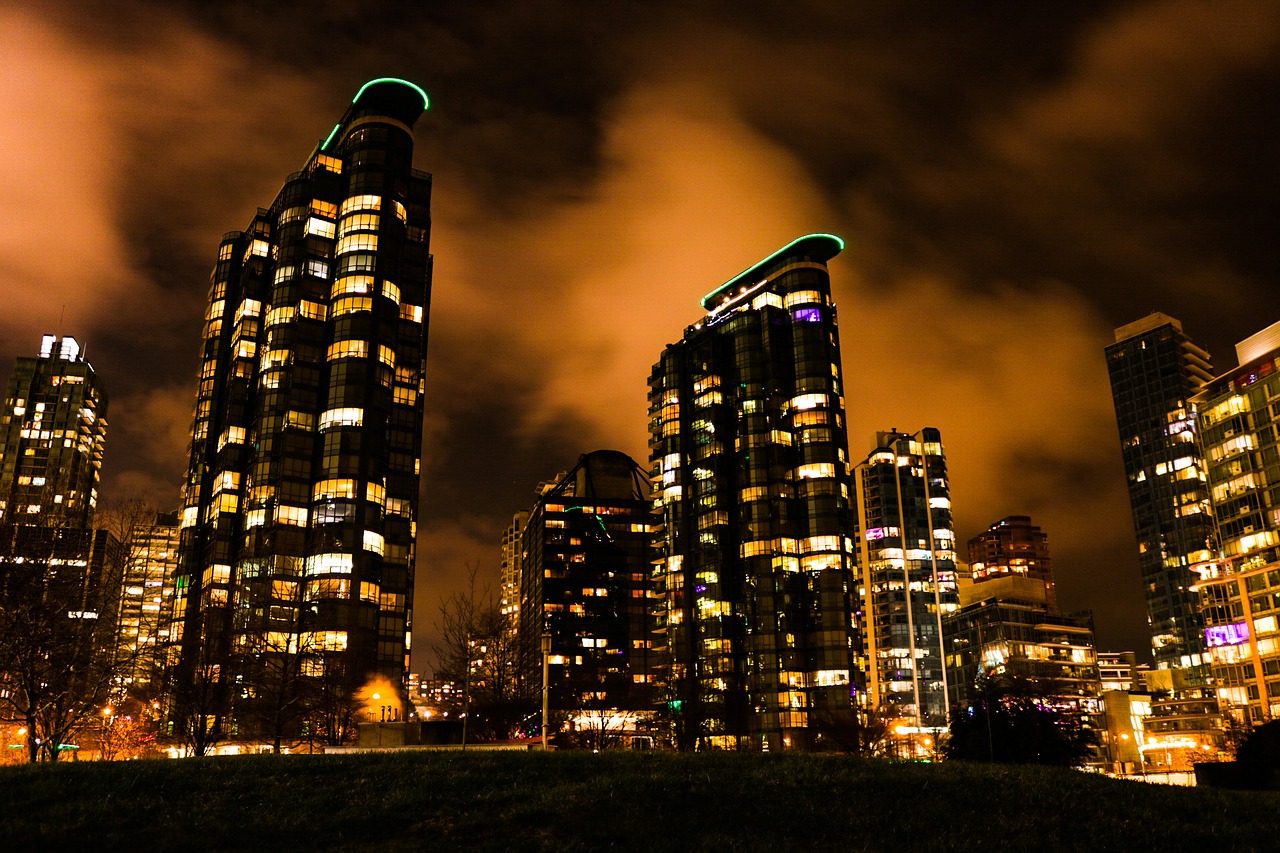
[305,217,336,239]
[363,530,385,555]
[299,301,325,321]
[304,553,353,575]
[313,479,356,501]
[319,408,364,430]
[790,394,828,411]
[235,299,262,322]
[331,296,372,317]
[796,463,836,480]
[261,349,291,369]
[314,154,342,174]
[336,233,378,254]
[400,303,423,323]
[381,281,400,303]
[332,276,373,298]
[327,340,368,361]
[266,306,296,327]
[340,195,381,216]
[311,199,338,218]
[784,290,823,307]
[276,505,309,526]
[306,260,330,278]
[338,213,380,235]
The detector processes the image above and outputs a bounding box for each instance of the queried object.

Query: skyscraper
[1105,313,1214,678]
[853,428,959,732]
[500,511,528,629]
[0,335,121,759]
[519,451,654,726]
[649,234,858,750]
[171,79,433,739]
[1190,319,1280,724]
[0,335,106,530]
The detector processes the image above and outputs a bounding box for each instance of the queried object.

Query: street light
[542,632,552,751]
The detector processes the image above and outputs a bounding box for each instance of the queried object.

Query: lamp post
[542,632,552,751]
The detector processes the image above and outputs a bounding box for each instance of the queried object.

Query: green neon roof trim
[321,123,342,151]
[352,77,430,111]
[700,233,845,309]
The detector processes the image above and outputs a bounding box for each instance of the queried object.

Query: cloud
[0,10,140,336]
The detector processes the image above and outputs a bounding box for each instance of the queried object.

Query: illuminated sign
[1205,622,1250,647]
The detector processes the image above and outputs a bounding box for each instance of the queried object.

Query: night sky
[4,1,1280,668]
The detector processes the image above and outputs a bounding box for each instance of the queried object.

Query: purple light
[793,307,823,323]
[1205,622,1250,647]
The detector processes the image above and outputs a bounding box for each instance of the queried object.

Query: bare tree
[166,606,234,757]
[432,564,535,741]
[96,498,171,696]
[0,518,126,762]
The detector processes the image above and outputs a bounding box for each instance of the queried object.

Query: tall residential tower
[649,234,859,750]
[0,335,106,530]
[1105,313,1214,679]
[854,428,959,732]
[171,79,433,737]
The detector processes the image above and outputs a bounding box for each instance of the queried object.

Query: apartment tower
[1105,313,1214,679]
[854,428,959,732]
[649,234,859,750]
[171,79,433,734]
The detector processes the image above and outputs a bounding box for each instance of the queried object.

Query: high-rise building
[519,451,654,720]
[649,234,859,750]
[0,335,106,530]
[1190,319,1280,724]
[1106,312,1215,679]
[171,79,433,733]
[854,428,959,733]
[966,515,1057,612]
[115,511,181,690]
[500,511,528,628]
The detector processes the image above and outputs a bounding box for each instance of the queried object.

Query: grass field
[2,751,1278,851]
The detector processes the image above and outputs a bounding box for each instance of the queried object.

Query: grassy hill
[2,751,1277,851]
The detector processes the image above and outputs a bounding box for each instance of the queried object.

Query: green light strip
[321,123,342,151]
[352,77,430,111]
[700,233,845,309]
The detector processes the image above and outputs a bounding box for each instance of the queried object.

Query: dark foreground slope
[1,751,1276,852]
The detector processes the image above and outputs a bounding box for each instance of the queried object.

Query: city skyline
[4,2,1280,663]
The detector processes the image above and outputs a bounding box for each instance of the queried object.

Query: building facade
[854,428,959,732]
[500,511,528,628]
[649,234,859,750]
[519,451,655,719]
[1191,320,1280,724]
[170,79,433,736]
[1105,313,1215,679]
[0,335,107,531]
[966,516,1056,611]
[115,511,181,690]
